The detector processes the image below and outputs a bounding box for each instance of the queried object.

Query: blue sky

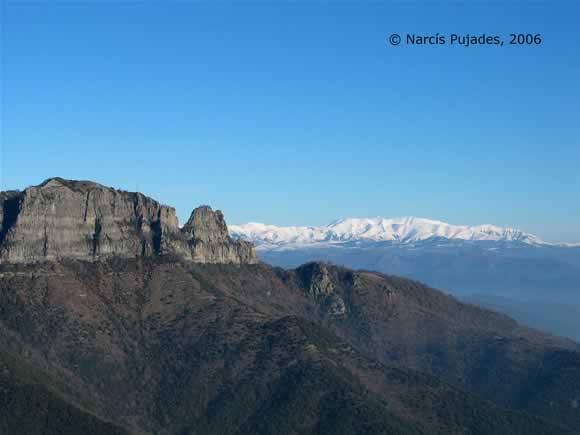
[1,1,579,242]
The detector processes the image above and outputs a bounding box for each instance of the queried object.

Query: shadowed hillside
[0,350,128,435]
[0,257,578,435]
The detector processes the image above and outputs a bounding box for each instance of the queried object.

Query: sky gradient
[1,1,579,242]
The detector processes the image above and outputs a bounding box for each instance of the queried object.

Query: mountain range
[231,217,580,340]
[1,178,580,435]
[230,217,557,248]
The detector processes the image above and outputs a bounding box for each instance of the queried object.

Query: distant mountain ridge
[231,217,580,343]
[230,216,564,249]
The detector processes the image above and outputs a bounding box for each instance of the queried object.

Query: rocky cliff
[179,206,257,264]
[0,178,256,264]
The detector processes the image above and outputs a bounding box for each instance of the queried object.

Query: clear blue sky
[1,1,579,242]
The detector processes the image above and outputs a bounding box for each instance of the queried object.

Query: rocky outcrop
[184,206,256,263]
[295,262,347,318]
[0,178,257,265]
[298,262,336,299]
[174,206,257,264]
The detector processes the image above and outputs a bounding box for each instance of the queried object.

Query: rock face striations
[0,177,257,264]
[180,206,257,264]
[0,178,178,261]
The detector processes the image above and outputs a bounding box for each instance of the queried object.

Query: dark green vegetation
[0,257,579,435]
[0,350,127,435]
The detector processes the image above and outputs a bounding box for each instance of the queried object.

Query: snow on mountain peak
[229,217,548,249]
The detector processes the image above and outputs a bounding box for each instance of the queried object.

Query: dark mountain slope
[0,258,578,435]
[286,263,580,431]
[0,349,128,435]
[141,260,580,431]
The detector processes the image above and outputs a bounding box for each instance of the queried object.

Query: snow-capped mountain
[230,217,547,250]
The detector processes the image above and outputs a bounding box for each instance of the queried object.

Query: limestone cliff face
[0,178,256,265]
[179,206,257,264]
